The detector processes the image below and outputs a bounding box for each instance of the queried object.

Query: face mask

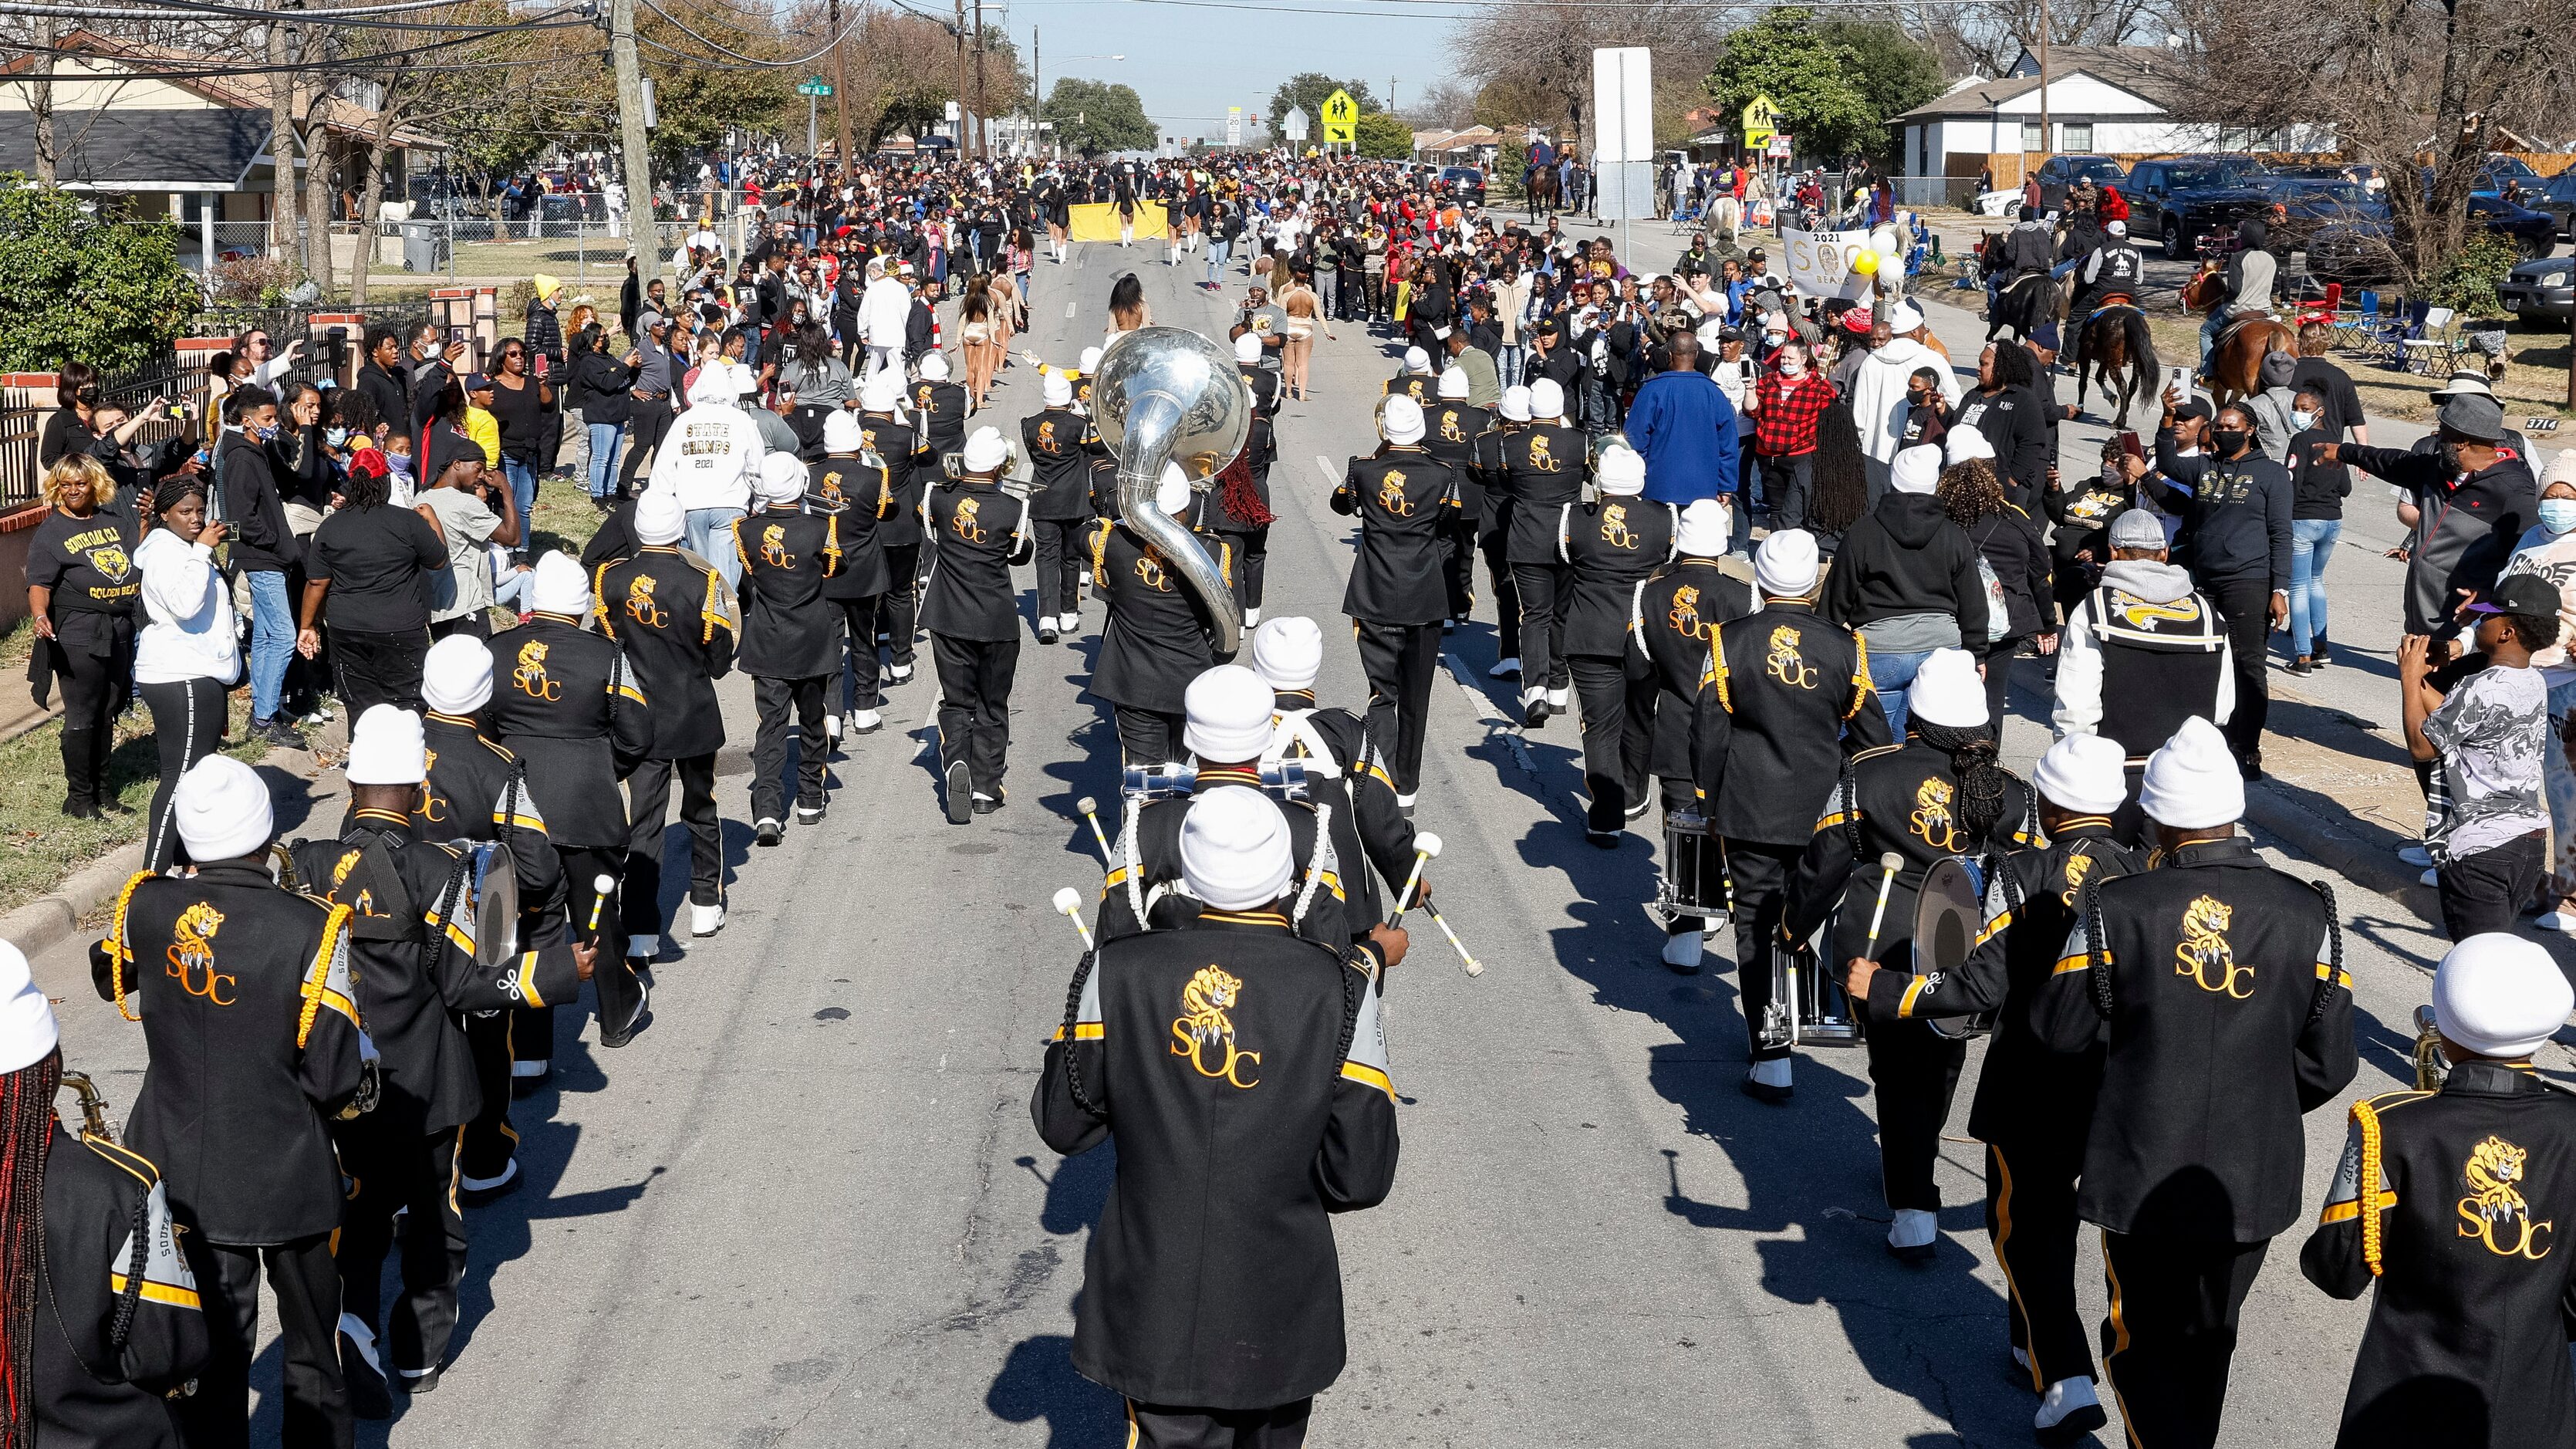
[2210,427,2248,454]
[250,421,280,444]
[325,426,349,449]
[2291,410,2318,432]
[1778,356,1805,378]
[2543,499,2576,535]
[2102,464,2124,486]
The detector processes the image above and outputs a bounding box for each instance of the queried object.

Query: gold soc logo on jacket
[626,573,667,628]
[1525,434,1560,472]
[1170,965,1261,1089]
[513,640,562,701]
[1668,585,1709,642]
[1136,549,1172,593]
[953,496,988,543]
[1439,409,1466,443]
[2059,849,2096,907]
[1378,469,1414,516]
[1599,503,1634,549]
[2460,1135,2553,1259]
[167,901,235,1005]
[2174,894,2250,998]
[760,523,795,569]
[1765,624,1818,689]
[1909,776,1963,853]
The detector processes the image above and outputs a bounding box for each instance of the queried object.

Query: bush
[208,252,303,306]
[2421,232,2520,319]
[0,178,201,372]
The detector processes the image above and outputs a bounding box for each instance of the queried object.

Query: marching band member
[1384,344,1436,405]
[1784,647,2032,1261]
[1632,499,1752,970]
[90,755,366,1449]
[2302,933,2576,1449]
[1100,664,1349,950]
[1236,331,1280,418]
[1332,393,1457,805]
[854,370,931,688]
[910,350,969,457]
[2036,716,2357,1449]
[1024,368,1097,644]
[922,426,1035,821]
[1251,615,1420,933]
[485,552,654,1071]
[1192,395,1277,626]
[1844,732,2141,1443]
[1092,468,1233,770]
[1422,366,1492,626]
[1036,786,1403,1449]
[734,453,843,843]
[812,409,892,735]
[1473,384,1528,678]
[291,707,593,1415]
[1500,378,1589,728]
[1691,530,1888,1056]
[1560,441,1675,845]
[594,490,738,965]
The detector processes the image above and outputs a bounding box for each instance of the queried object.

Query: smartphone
[2165,365,2191,400]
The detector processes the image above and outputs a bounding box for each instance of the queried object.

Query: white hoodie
[133,528,240,686]
[649,396,765,514]
[1848,335,1962,463]
[861,274,914,347]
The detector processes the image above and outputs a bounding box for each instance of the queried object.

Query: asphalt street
[24,239,2561,1447]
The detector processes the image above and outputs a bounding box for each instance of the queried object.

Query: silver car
[2498,257,2576,323]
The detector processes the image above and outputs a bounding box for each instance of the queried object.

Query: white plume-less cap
[2434,933,2574,1059]
[2108,508,2168,551]
[1251,616,1323,693]
[2138,716,2243,830]
[1892,444,1944,495]
[1528,378,1566,421]
[1498,385,1532,423]
[173,754,272,863]
[1180,785,1295,911]
[860,371,903,411]
[1756,529,1821,597]
[1043,370,1074,408]
[1886,300,1925,333]
[346,704,427,785]
[2105,219,2128,238]
[1234,333,1264,364]
[1906,647,1988,729]
[1078,346,1102,373]
[635,489,687,545]
[1676,498,1730,557]
[918,351,950,381]
[0,942,58,1075]
[1184,664,1275,762]
[822,409,865,454]
[1154,461,1191,516]
[422,634,495,714]
[962,426,1011,475]
[1383,394,1426,446]
[2032,733,2129,816]
[756,451,809,503]
[531,551,591,616]
[684,369,738,407]
[1596,444,1646,496]
[1945,427,1996,467]
[1437,366,1470,400]
[1403,346,1431,373]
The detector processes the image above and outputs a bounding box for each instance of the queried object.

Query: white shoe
[2398,843,2433,867]
[626,933,657,960]
[889,664,914,684]
[849,708,883,733]
[511,1058,549,1079]
[1888,1207,1940,1258]
[2538,911,2576,933]
[1079,569,1092,586]
[1489,657,1521,679]
[1244,607,1261,627]
[1546,687,1569,709]
[2035,1376,2107,1441]
[1744,1057,1793,1100]
[823,713,842,741]
[1395,791,1417,809]
[1059,613,1082,632]
[690,902,726,937]
[457,1157,518,1195]
[2420,867,2439,887]
[1662,933,1703,971]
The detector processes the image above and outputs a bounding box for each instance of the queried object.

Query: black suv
[2115,156,2275,261]
[1436,165,1486,205]
[2032,154,2126,212]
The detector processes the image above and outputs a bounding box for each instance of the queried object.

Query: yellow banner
[1068,202,1168,242]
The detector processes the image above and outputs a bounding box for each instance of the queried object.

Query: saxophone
[60,1070,116,1141]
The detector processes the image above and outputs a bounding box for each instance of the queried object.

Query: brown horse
[2206,316,2297,406]
[2073,300,2159,428]
[1524,164,1561,221]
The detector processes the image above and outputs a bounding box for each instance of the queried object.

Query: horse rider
[2070,218,2148,324]
[2197,217,2277,380]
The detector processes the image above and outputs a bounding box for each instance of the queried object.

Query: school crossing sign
[1320,89,1359,145]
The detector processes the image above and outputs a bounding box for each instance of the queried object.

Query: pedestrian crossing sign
[1742,94,1779,147]
[1321,89,1359,144]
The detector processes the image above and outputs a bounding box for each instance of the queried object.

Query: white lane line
[1440,650,1540,781]
[1065,300,1077,319]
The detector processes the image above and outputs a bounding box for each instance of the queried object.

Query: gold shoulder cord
[1845,632,1872,721]
[104,870,154,1023]
[2355,1099,2387,1277]
[295,904,355,1049]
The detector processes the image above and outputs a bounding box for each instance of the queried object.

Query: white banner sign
[1778,226,1880,302]
[1591,46,1653,164]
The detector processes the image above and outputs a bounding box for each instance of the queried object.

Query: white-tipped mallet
[1390,830,1442,923]
[1862,852,1903,961]
[1075,795,1115,869]
[1426,904,1481,976]
[584,873,616,935]
[1053,887,1096,951]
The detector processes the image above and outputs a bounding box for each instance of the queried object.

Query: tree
[1703,9,1879,160]
[1267,72,1376,137]
[1812,19,1946,157]
[1453,0,1717,155]
[0,179,199,371]
[1405,79,1478,131]
[1045,77,1155,154]
[1352,110,1414,160]
[1471,76,1555,132]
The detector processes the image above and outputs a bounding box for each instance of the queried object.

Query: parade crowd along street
[15,145,2576,1449]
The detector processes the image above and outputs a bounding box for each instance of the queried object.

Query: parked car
[2308,195,2561,285]
[2498,256,2576,323]
[2114,156,2275,261]
[1436,164,1487,205]
[2031,154,2126,212]
[2520,171,2576,240]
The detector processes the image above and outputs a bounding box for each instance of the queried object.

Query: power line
[0,0,597,32]
[636,0,856,64]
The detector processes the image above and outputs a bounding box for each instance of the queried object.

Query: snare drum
[1656,809,1724,923]
[433,839,522,968]
[1757,917,1866,1051]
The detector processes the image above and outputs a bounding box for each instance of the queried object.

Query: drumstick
[1075,795,1115,869]
[1390,830,1442,924]
[1862,852,1903,962]
[584,874,616,936]
[1424,903,1482,976]
[1052,887,1096,951]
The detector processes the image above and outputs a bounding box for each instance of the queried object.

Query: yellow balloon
[1850,248,1879,275]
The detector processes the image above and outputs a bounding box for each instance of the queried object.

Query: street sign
[1283,105,1308,143]
[945,100,961,122]
[1766,133,1792,159]
[1741,93,1779,148]
[1227,106,1242,148]
[798,78,832,97]
[1320,88,1357,145]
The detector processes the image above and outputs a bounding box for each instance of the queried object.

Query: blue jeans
[686,505,745,589]
[502,457,537,545]
[1498,343,1526,390]
[2287,518,2341,656]
[1206,240,1231,286]
[586,423,623,498]
[246,569,292,723]
[2199,309,2230,371]
[1868,646,1935,737]
[494,560,535,614]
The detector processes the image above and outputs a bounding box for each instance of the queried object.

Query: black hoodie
[1822,491,1990,645]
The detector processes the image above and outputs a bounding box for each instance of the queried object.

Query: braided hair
[0,1049,61,1447]
[1915,718,2012,847]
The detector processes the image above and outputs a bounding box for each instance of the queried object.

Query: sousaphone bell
[1089,326,1251,656]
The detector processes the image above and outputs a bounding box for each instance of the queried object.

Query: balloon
[1850,249,1879,276]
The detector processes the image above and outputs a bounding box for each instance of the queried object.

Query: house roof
[2006,44,2189,110]
[0,32,446,150]
[1889,75,2045,121]
[0,109,271,188]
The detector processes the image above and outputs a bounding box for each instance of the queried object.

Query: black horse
[2071,300,2159,428]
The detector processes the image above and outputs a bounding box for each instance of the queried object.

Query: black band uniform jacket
[484,614,653,848]
[1090,518,1233,714]
[920,478,1034,640]
[1632,561,1753,784]
[1332,446,1457,626]
[594,544,738,758]
[1100,763,1350,951]
[1499,423,1591,564]
[1783,738,2035,968]
[734,503,844,677]
[1559,496,1676,655]
[1691,602,1891,846]
[33,1121,211,1449]
[810,454,893,600]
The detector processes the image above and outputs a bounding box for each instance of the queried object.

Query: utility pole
[2035,0,2052,178]
[830,0,850,167]
[954,0,970,156]
[610,0,654,264]
[972,0,988,158]
[1032,25,1041,160]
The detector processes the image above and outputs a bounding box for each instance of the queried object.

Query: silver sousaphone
[1089,326,1251,656]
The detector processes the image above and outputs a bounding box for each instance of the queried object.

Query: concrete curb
[2244,781,2436,910]
[1,841,145,963]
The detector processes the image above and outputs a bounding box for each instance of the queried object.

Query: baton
[1390,830,1441,924]
[1862,852,1902,961]
[1424,902,1482,977]
[1052,887,1096,952]
[1075,795,1115,870]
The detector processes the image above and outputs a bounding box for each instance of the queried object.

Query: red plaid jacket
[1753,370,1837,457]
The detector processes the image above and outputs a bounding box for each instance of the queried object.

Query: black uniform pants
[836,596,885,711]
[1720,838,1802,1061]
[51,613,131,812]
[1990,1139,2095,1392]
[1126,1397,1312,1449]
[619,397,673,491]
[881,543,922,668]
[625,753,724,942]
[1440,516,1478,620]
[2098,1231,2271,1449]
[2208,576,2271,770]
[140,674,227,873]
[933,633,1018,795]
[1569,650,1656,832]
[1354,619,1440,798]
[1511,562,1573,697]
[333,1126,467,1379]
[521,844,629,1063]
[331,627,429,715]
[1219,526,1268,613]
[175,1233,351,1449]
[461,1009,518,1188]
[1479,524,1520,659]
[751,675,831,822]
[1115,704,1186,768]
[1866,1019,1967,1212]
[1029,518,1087,620]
